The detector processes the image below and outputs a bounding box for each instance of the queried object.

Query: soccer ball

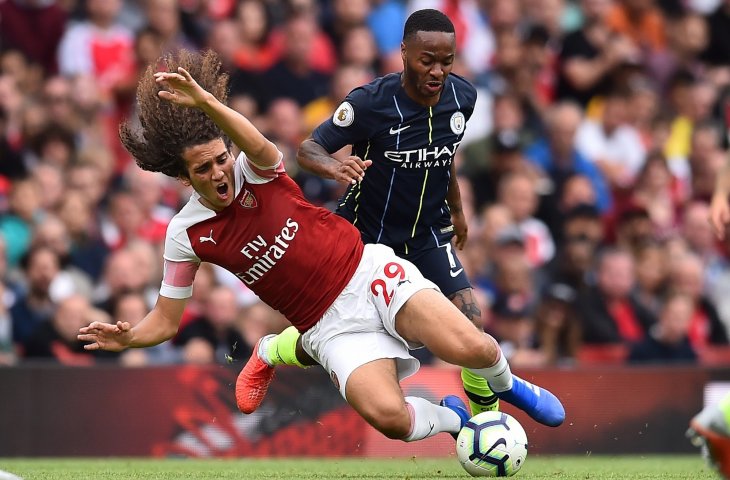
[456,411,528,477]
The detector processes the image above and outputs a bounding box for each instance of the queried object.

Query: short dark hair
[403,9,454,41]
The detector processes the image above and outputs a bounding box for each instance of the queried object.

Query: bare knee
[359,401,411,439]
[451,333,499,369]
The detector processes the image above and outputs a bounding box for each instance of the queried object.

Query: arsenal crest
[239,189,258,208]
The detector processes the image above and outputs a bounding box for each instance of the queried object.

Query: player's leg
[393,288,565,427]
[409,245,499,415]
[235,325,317,414]
[688,392,730,478]
[449,287,499,415]
[344,357,468,441]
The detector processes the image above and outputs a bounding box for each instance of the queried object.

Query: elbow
[296,138,314,169]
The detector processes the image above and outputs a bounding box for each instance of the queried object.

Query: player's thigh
[394,288,496,368]
[345,357,410,435]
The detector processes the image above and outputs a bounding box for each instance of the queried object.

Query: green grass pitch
[0,455,718,479]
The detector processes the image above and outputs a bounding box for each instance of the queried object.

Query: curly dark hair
[119,49,229,179]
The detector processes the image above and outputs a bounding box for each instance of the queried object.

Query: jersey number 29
[370,262,406,307]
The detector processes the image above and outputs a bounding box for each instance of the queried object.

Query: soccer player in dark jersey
[77,50,564,439]
[293,9,496,416]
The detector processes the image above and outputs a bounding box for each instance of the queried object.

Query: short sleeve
[311,87,376,154]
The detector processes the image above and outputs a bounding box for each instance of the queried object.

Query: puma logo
[199,229,216,245]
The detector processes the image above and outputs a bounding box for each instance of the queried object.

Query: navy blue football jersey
[312,72,477,256]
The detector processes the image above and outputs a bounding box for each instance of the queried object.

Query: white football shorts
[300,243,439,399]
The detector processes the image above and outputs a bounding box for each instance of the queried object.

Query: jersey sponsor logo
[239,189,258,209]
[450,111,465,135]
[383,140,461,169]
[389,125,411,135]
[333,101,354,127]
[236,217,300,285]
[199,229,217,245]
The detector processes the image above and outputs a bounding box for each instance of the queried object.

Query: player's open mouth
[425,82,442,93]
[216,182,229,200]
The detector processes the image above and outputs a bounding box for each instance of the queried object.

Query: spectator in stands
[469,129,542,213]
[93,248,148,316]
[176,286,251,365]
[701,0,730,69]
[206,20,240,74]
[31,163,65,213]
[255,13,333,110]
[683,201,727,286]
[668,253,729,349]
[339,26,380,76]
[10,246,60,348]
[41,76,78,134]
[544,204,602,292]
[649,11,708,91]
[302,64,373,136]
[487,292,545,368]
[546,174,599,241]
[30,215,93,299]
[556,0,639,106]
[535,282,581,366]
[143,0,195,55]
[613,203,655,256]
[623,150,684,237]
[633,240,668,316]
[606,0,666,55]
[56,189,109,282]
[323,0,371,48]
[525,102,612,213]
[688,121,726,201]
[575,87,646,188]
[57,0,137,172]
[0,0,67,75]
[497,172,555,267]
[0,177,42,268]
[24,294,113,365]
[577,247,656,344]
[628,292,697,364]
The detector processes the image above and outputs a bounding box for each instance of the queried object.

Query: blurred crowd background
[1,0,730,369]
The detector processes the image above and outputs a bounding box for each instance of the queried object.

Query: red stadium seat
[576,344,629,365]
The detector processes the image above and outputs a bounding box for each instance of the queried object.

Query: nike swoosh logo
[449,268,464,278]
[389,125,411,135]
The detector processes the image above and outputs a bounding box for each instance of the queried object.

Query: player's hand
[452,211,468,250]
[154,67,209,108]
[78,321,133,352]
[334,156,372,185]
[709,191,730,240]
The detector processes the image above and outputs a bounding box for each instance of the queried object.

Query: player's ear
[178,174,191,187]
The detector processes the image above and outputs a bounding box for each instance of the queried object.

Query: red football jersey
[161,153,364,332]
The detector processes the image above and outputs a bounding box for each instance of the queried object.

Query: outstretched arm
[298,138,372,185]
[710,159,730,239]
[154,68,280,167]
[78,296,186,352]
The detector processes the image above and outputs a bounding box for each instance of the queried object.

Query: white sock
[257,334,276,367]
[468,347,513,393]
[402,396,461,442]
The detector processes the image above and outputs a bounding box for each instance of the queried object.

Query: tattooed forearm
[448,287,482,329]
